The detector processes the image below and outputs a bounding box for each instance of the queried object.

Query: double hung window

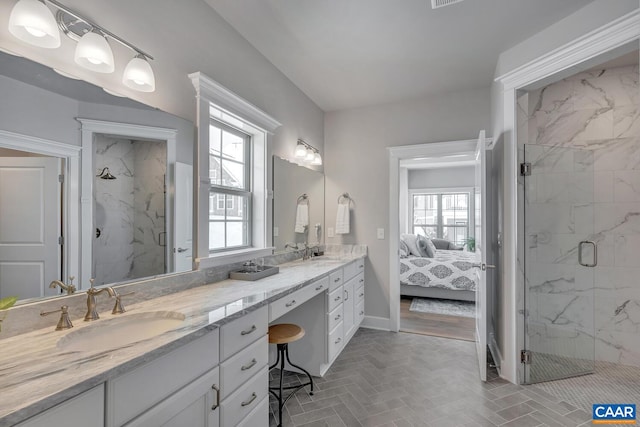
[411,190,471,246]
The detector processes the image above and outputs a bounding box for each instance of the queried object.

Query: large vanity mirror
[0,51,195,304]
[272,156,324,252]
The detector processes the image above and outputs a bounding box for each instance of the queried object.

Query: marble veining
[520,63,640,369]
[0,252,365,426]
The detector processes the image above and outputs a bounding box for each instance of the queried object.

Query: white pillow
[417,235,436,258]
[400,234,422,257]
[399,240,410,258]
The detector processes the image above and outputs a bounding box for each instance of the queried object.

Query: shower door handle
[578,241,597,267]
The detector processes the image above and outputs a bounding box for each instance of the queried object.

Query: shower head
[97,167,116,180]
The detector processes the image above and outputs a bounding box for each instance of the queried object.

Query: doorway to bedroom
[398,156,477,341]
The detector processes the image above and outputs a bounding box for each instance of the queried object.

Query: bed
[400,250,477,302]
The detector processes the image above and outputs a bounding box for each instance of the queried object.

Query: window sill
[196,247,275,269]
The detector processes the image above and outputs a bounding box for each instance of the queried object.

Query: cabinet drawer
[327,303,343,332]
[269,277,327,322]
[327,286,343,312]
[354,272,365,291]
[356,283,364,306]
[356,301,365,325]
[17,385,104,427]
[220,306,267,361]
[220,336,268,400]
[343,261,358,281]
[328,269,343,291]
[109,329,219,427]
[237,396,268,427]
[220,366,268,427]
[328,322,344,361]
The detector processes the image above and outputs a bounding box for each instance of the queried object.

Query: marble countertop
[0,255,364,427]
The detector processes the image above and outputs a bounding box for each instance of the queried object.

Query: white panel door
[474,130,488,382]
[0,157,60,299]
[174,162,193,272]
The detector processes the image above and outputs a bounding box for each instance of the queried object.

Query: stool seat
[268,323,305,344]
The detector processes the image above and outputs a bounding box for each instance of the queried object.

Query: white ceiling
[205,0,594,112]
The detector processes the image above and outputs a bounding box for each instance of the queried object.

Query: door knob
[472,263,495,271]
[176,247,188,253]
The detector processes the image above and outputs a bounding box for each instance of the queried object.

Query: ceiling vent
[431,0,465,9]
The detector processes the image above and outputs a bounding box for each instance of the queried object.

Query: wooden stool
[268,324,314,426]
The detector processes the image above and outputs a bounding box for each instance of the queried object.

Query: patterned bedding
[399,250,477,291]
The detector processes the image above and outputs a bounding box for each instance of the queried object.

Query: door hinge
[58,236,64,245]
[58,174,64,183]
[520,162,531,176]
[520,350,531,364]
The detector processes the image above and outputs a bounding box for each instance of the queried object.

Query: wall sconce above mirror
[8,0,156,92]
[294,139,322,166]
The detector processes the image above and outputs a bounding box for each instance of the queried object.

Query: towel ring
[337,193,354,205]
[297,194,309,204]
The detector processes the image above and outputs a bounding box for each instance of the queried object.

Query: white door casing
[174,162,193,272]
[474,130,488,382]
[0,157,60,299]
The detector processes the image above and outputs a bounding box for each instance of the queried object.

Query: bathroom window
[410,189,471,246]
[209,119,251,251]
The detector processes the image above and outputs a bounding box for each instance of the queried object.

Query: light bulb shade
[74,32,114,73]
[123,56,155,92]
[311,152,322,166]
[305,147,315,162]
[8,0,60,48]
[294,143,307,158]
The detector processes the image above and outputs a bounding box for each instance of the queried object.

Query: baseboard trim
[360,315,391,331]
[488,332,503,375]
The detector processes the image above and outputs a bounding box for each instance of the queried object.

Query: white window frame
[409,186,474,245]
[190,72,281,268]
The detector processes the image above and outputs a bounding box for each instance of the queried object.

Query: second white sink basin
[57,311,186,352]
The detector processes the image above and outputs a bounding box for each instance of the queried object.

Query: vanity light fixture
[8,0,60,49]
[295,139,322,166]
[7,0,156,92]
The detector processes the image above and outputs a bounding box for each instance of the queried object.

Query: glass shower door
[523,144,595,384]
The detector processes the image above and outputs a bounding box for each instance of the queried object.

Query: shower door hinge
[58,174,64,183]
[520,162,531,176]
[58,236,64,245]
[520,350,531,364]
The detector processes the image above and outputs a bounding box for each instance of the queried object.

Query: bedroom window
[411,190,471,246]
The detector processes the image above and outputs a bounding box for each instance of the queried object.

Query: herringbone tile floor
[267,328,608,427]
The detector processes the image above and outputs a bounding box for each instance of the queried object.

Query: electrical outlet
[273,227,279,237]
[377,228,385,239]
[328,227,335,238]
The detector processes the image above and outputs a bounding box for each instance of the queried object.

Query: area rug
[409,297,475,318]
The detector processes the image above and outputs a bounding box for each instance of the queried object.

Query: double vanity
[0,253,366,427]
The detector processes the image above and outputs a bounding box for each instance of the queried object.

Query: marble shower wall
[521,63,640,367]
[93,136,166,285]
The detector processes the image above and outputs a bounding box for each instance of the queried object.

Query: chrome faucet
[49,276,76,295]
[84,279,116,321]
[284,243,299,251]
[302,243,320,261]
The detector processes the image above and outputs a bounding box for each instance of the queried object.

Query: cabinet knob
[335,337,342,344]
[286,300,297,307]
[334,296,341,302]
[334,278,340,283]
[335,314,341,321]
[315,285,323,291]
[241,358,258,371]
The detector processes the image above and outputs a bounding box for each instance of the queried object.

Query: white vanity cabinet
[15,385,104,427]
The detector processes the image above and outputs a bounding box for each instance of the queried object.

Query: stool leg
[284,345,314,395]
[269,344,281,371]
[277,344,286,427]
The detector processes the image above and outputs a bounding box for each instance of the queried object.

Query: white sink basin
[57,311,186,352]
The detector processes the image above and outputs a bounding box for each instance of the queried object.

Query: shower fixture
[96,167,116,180]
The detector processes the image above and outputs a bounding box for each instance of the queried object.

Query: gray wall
[0,0,324,167]
[408,166,475,189]
[324,87,491,321]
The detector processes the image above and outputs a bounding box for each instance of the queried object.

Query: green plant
[0,296,18,332]
[464,237,476,252]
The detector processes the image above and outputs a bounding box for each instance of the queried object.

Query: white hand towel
[335,203,350,234]
[295,204,308,233]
